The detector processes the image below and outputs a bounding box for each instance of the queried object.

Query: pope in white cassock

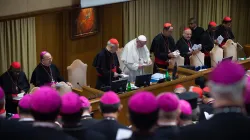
[121,35,152,82]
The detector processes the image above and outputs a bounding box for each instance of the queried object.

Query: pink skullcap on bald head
[179,100,192,115]
[79,96,90,108]
[223,16,232,22]
[31,86,61,113]
[100,91,120,105]
[18,94,32,109]
[60,92,82,114]
[128,91,158,114]
[209,60,245,85]
[184,27,191,31]
[157,92,179,112]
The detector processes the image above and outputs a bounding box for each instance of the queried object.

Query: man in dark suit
[79,96,99,128]
[89,91,129,140]
[215,16,235,47]
[150,23,177,73]
[201,21,217,68]
[60,92,106,140]
[0,62,30,114]
[179,60,250,140]
[188,18,204,45]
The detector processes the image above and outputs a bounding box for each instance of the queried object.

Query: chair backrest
[67,59,88,89]
[210,45,223,67]
[223,39,237,60]
[169,56,185,66]
[117,48,124,70]
[190,51,205,67]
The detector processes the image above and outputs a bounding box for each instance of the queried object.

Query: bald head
[183,29,192,40]
[41,52,52,66]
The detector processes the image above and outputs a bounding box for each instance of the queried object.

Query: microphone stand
[77,82,97,99]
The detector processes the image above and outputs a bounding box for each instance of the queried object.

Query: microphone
[77,82,97,99]
[237,42,247,59]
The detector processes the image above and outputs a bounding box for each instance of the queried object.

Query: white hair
[192,107,200,121]
[207,77,246,102]
[56,82,72,96]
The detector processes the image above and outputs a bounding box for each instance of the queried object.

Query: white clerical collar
[19,118,34,122]
[158,121,177,126]
[33,122,58,129]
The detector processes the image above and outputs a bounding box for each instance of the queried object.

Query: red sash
[219,42,226,48]
[97,67,117,76]
[0,109,6,115]
[155,57,168,65]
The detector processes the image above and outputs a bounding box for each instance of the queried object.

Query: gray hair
[158,109,179,120]
[207,77,246,102]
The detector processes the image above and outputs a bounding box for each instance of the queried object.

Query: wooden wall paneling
[35,13,64,72]
[36,3,124,88]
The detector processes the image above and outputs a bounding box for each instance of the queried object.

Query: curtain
[0,17,36,79]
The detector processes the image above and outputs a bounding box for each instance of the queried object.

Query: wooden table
[75,66,201,125]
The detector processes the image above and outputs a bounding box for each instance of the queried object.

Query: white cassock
[121,39,151,82]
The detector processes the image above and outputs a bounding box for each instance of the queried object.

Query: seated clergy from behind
[150,23,177,73]
[0,87,6,118]
[30,51,72,87]
[30,87,76,140]
[0,62,30,114]
[121,35,152,82]
[178,100,193,127]
[93,39,122,90]
[120,91,159,140]
[18,94,34,124]
[180,60,250,140]
[201,21,217,68]
[80,96,100,128]
[155,92,180,140]
[60,92,106,140]
[89,91,129,140]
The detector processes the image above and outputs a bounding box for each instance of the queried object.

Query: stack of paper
[172,50,180,57]
[217,35,224,45]
[192,44,202,51]
[151,73,165,81]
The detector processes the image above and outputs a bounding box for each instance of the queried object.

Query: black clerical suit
[89,117,129,140]
[33,124,76,140]
[179,106,250,140]
[0,71,30,114]
[191,26,204,45]
[124,132,158,140]
[93,48,122,90]
[30,63,65,87]
[150,34,176,73]
[215,25,235,47]
[201,30,215,68]
[63,123,106,140]
[176,37,192,65]
[154,125,180,140]
[198,102,214,121]
[81,115,100,129]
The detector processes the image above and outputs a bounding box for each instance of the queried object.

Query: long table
[73,60,250,125]
[73,66,202,125]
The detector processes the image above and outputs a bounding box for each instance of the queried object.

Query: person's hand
[214,40,219,45]
[114,72,119,77]
[192,50,200,55]
[168,53,175,58]
[66,82,72,87]
[147,60,152,66]
[138,65,144,69]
